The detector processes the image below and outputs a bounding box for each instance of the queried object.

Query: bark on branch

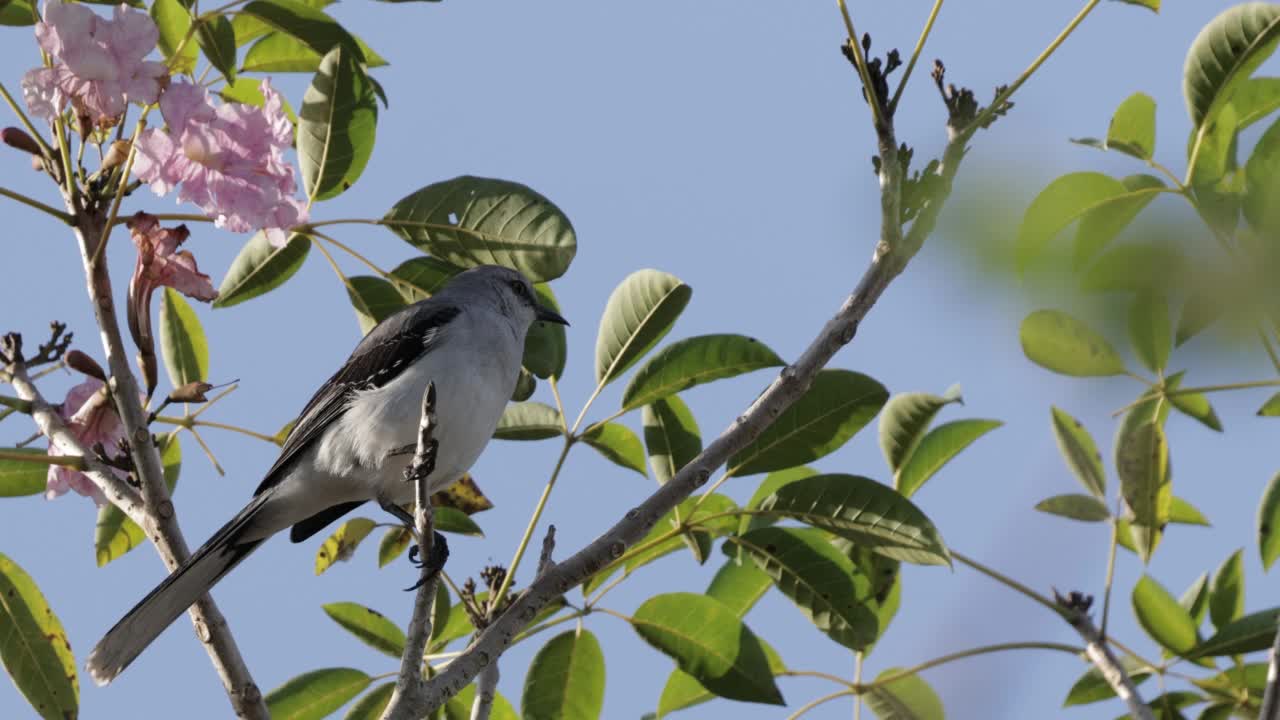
[1057,592,1155,720]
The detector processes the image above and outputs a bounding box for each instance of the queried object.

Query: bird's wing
[254,301,462,495]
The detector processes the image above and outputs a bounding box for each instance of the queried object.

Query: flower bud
[2,127,42,156]
[65,350,108,382]
[102,140,132,172]
[169,381,213,404]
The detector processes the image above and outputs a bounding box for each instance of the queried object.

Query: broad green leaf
[1192,663,1270,699]
[345,275,405,334]
[196,15,237,84]
[242,31,386,74]
[1191,607,1280,657]
[878,385,962,474]
[316,517,376,574]
[657,639,784,718]
[622,334,783,411]
[445,684,518,720]
[1128,293,1171,374]
[1244,115,1280,236]
[1133,575,1199,656]
[321,602,405,658]
[594,270,691,386]
[298,45,378,202]
[0,448,49,497]
[1163,372,1222,432]
[160,288,209,387]
[1183,3,1280,129]
[1180,572,1211,626]
[515,366,539,399]
[1209,550,1245,631]
[1108,92,1157,159]
[1081,241,1187,294]
[1017,172,1128,270]
[895,418,1001,498]
[630,592,784,705]
[758,474,950,566]
[1034,493,1110,522]
[435,506,483,537]
[706,559,772,618]
[728,370,887,477]
[384,176,577,283]
[1260,471,1280,569]
[343,682,393,720]
[524,283,567,379]
[1234,76,1280,128]
[864,669,944,720]
[1176,290,1223,347]
[1074,174,1166,268]
[1260,392,1280,416]
[1050,407,1106,498]
[1189,104,1240,187]
[214,232,310,308]
[493,402,562,440]
[151,0,198,74]
[265,667,371,720]
[1020,310,1126,377]
[643,395,702,485]
[1116,421,1171,563]
[739,466,818,536]
[95,434,181,566]
[388,256,461,302]
[1199,703,1235,720]
[521,629,605,720]
[1063,655,1152,706]
[581,422,646,476]
[734,527,878,650]
[0,553,77,720]
[0,0,36,26]
[231,0,333,47]
[1170,496,1211,526]
[377,526,411,568]
[241,0,363,58]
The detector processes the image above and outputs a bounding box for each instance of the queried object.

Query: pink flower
[21,1,168,126]
[46,378,121,505]
[133,80,307,245]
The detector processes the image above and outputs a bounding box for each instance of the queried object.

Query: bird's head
[442,265,569,330]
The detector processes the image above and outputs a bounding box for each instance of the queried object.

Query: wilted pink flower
[133,80,307,245]
[21,1,168,126]
[46,378,121,505]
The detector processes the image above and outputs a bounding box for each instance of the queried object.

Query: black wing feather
[254,302,461,496]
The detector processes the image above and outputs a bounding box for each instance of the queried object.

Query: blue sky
[2,1,1278,718]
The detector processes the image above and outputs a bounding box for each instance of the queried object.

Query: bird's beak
[535,304,569,326]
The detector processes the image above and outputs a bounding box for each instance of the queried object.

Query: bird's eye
[509,280,530,300]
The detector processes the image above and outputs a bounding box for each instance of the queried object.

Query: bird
[86,264,568,686]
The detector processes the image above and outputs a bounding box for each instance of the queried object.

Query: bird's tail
[86,493,272,686]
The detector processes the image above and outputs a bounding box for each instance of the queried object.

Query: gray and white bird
[87,264,567,685]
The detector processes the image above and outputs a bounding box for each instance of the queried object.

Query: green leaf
[493,402,562,441]
[242,31,386,73]
[384,176,577,283]
[321,602,405,658]
[214,232,310,308]
[1191,607,1280,657]
[864,669,944,720]
[738,466,819,536]
[345,275,405,335]
[298,45,378,202]
[1128,293,1171,374]
[734,527,878,651]
[240,0,363,58]
[160,288,210,387]
[878,385,962,474]
[523,283,568,379]
[0,0,36,26]
[758,474,950,566]
[1260,471,1280,569]
[95,434,181,566]
[1050,407,1107,499]
[1107,92,1157,159]
[1034,493,1110,522]
[643,395,702,485]
[342,682,393,720]
[1020,310,1126,377]
[444,684,518,720]
[1234,76,1280,130]
[622,334,783,411]
[0,553,77,720]
[1074,174,1166,268]
[388,256,461,302]
[1133,575,1200,656]
[1116,0,1159,12]
[265,667,371,720]
[706,559,773,618]
[435,506,483,537]
[1063,655,1153,706]
[1183,3,1280,129]
[377,526,412,568]
[630,592,784,705]
[656,639,784,718]
[1199,703,1235,720]
[1209,550,1245,631]
[895,418,1001,498]
[1163,372,1222,432]
[1017,172,1129,270]
[195,15,237,84]
[594,270,692,386]
[582,422,646,477]
[510,369,536,404]
[1081,241,1188,294]
[1260,392,1280,416]
[0,448,49,497]
[427,582,451,646]
[1170,496,1211,526]
[728,370,887,477]
[1117,421,1171,563]
[316,517,376,574]
[1181,572,1211,626]
[151,0,198,74]
[231,0,336,47]
[521,629,605,720]
[1176,290,1223,347]
[1189,105,1241,188]
[1245,115,1280,236]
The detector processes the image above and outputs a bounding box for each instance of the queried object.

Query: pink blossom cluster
[21,0,167,126]
[47,378,122,506]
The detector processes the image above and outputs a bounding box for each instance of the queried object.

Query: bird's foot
[405,531,449,591]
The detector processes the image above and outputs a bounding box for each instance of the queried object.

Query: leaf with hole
[622,334,783,411]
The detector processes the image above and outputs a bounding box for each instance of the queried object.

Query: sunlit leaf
[1049,407,1106,499]
[1244,115,1280,236]
[643,395,701,485]
[1180,572,1211,626]
[376,526,411,568]
[0,553,78,720]
[151,0,198,74]
[1183,3,1280,129]
[864,669,944,720]
[298,45,378,202]
[95,434,181,566]
[1063,655,1152,706]
[444,683,518,720]
[214,232,310,308]
[342,682,393,720]
[1127,293,1171,374]
[581,422,646,477]
[594,270,692,386]
[160,288,209,387]
[1163,372,1222,432]
[0,448,50,497]
[1116,421,1171,563]
[1080,241,1188,294]
[1260,471,1280,570]
[657,639,784,718]
[1133,575,1199,656]
[322,602,406,658]
[494,402,562,441]
[1074,174,1165,268]
[878,385,962,474]
[1020,310,1125,377]
[242,31,386,73]
[1034,494,1110,522]
[895,419,1001,498]
[265,667,371,720]
[1107,92,1157,158]
[1191,607,1280,657]
[521,629,605,720]
[316,517,376,574]
[622,334,783,411]
[1209,550,1245,631]
[1017,172,1128,270]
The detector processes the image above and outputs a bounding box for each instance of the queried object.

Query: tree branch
[469,664,499,720]
[1056,591,1155,720]
[1259,617,1280,720]
[70,210,267,718]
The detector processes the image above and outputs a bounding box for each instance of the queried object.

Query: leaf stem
[94,114,150,268]
[950,549,1066,617]
[1111,377,1280,417]
[889,0,944,114]
[0,395,34,414]
[0,186,74,223]
[309,229,408,293]
[583,524,686,607]
[153,415,278,444]
[186,424,225,475]
[1100,514,1120,638]
[111,213,214,228]
[309,233,360,296]
[853,651,864,720]
[864,641,1084,690]
[786,689,855,720]
[0,448,84,468]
